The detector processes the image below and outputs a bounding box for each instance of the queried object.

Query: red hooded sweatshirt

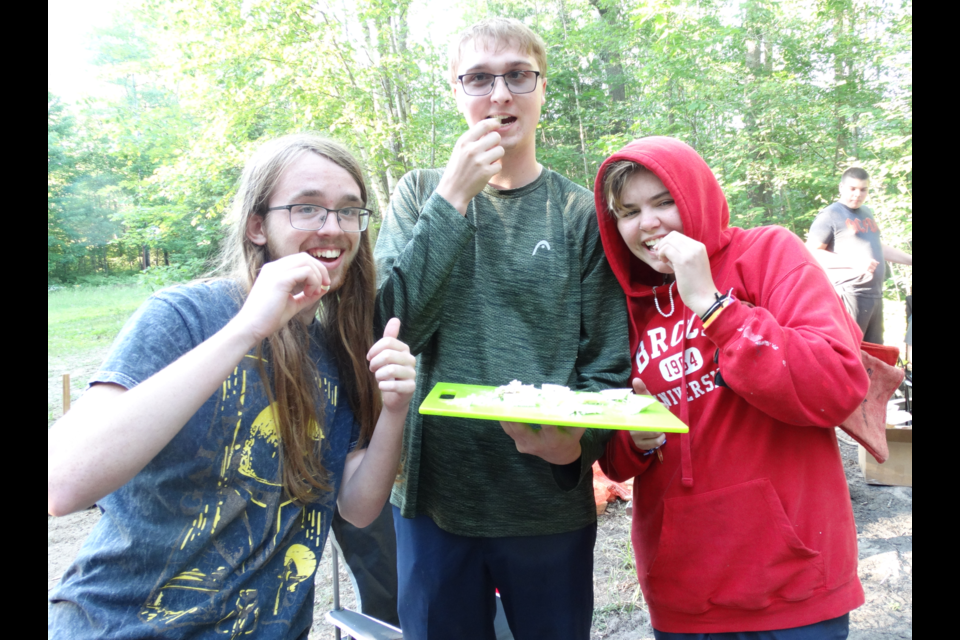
[595,137,869,633]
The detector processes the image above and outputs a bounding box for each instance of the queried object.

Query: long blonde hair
[219,133,381,504]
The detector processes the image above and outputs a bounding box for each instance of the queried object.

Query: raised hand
[435,117,505,215]
[234,253,331,342]
[629,377,666,451]
[367,318,417,413]
[652,232,720,317]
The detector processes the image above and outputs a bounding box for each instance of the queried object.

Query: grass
[48,283,154,427]
[882,295,910,361]
[48,284,153,357]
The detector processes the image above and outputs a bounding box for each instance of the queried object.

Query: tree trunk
[558,0,591,185]
[359,145,391,216]
[142,246,150,270]
[832,4,854,165]
[587,0,627,131]
[744,1,774,217]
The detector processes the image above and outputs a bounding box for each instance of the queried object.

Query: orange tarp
[592,461,632,512]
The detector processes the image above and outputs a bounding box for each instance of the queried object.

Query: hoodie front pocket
[646,478,825,614]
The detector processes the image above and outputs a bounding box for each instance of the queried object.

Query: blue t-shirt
[49,281,359,639]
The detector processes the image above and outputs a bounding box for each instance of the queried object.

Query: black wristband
[700,294,725,322]
[701,289,734,323]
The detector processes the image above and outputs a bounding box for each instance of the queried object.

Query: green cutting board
[418,383,689,433]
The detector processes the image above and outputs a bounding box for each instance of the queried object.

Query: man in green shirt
[374,17,629,639]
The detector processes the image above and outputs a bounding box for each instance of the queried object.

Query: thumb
[632,377,650,396]
[383,317,401,340]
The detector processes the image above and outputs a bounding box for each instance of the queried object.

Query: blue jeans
[393,506,596,640]
[653,613,850,640]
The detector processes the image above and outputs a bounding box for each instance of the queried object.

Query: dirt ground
[47,346,112,427]
[47,426,910,638]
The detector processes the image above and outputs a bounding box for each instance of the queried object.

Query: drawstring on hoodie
[652,281,677,318]
[678,307,694,488]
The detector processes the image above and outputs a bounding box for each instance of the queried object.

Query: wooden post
[62,374,71,414]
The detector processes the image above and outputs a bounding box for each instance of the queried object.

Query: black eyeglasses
[266,204,371,233]
[457,70,542,96]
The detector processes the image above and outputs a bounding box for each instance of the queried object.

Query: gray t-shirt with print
[49,280,359,640]
[808,201,885,297]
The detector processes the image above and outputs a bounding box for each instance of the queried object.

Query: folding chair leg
[332,545,341,640]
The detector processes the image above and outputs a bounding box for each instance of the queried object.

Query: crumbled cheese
[442,381,654,418]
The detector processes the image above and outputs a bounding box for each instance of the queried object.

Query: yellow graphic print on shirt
[137,358,340,633]
[273,544,317,615]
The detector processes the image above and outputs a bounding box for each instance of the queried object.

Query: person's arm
[697,232,868,426]
[882,243,912,265]
[567,215,634,469]
[337,319,416,528]
[598,430,657,483]
[47,254,332,516]
[805,212,879,275]
[373,174,476,351]
[374,119,506,344]
[597,377,663,482]
[656,228,867,425]
[806,240,879,275]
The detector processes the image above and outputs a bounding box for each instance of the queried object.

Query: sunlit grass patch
[882,295,910,358]
[48,284,152,357]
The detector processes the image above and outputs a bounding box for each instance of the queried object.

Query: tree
[47,0,910,291]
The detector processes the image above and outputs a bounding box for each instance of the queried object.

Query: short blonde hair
[448,18,547,85]
[602,161,650,217]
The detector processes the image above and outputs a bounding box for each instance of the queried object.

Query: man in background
[807,167,912,344]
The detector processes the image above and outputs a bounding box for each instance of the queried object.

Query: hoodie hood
[595,137,736,489]
[594,136,735,297]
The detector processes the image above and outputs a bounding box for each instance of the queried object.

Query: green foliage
[137,258,210,291]
[49,0,911,296]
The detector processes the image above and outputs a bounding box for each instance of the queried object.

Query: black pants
[331,501,400,627]
[839,291,883,344]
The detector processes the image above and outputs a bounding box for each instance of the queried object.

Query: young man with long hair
[48,134,416,639]
[374,18,629,639]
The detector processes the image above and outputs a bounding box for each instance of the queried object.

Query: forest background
[47,0,912,299]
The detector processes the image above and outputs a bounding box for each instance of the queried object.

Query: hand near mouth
[652,231,721,317]
[234,253,332,341]
[436,117,505,216]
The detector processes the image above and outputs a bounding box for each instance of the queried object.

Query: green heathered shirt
[374,168,630,537]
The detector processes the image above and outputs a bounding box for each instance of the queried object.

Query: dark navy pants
[653,613,850,640]
[393,506,596,640]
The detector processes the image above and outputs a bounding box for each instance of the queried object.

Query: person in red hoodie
[594,137,869,638]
